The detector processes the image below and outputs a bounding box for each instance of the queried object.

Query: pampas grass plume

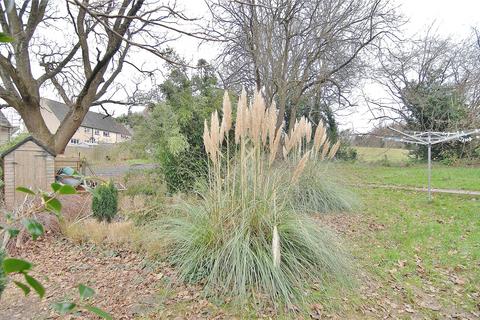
[321,139,330,160]
[269,124,283,165]
[203,119,211,155]
[328,141,341,159]
[292,150,310,182]
[221,91,232,135]
[272,225,281,268]
[235,88,247,144]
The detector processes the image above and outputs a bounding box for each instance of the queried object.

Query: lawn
[336,162,480,191]
[355,146,410,163]
[347,188,480,317]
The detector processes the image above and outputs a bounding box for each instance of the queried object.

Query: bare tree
[0,0,208,154]
[369,31,480,131]
[207,0,400,132]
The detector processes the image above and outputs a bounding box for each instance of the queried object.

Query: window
[84,127,91,133]
[94,129,100,135]
[103,131,110,137]
[121,134,129,139]
[70,138,79,144]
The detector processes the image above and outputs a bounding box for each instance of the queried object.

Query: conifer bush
[162,90,353,307]
[92,182,118,223]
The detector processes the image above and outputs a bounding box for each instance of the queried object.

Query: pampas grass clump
[162,90,352,306]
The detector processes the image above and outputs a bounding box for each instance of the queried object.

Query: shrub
[335,144,358,161]
[126,63,226,192]
[92,182,118,222]
[0,249,5,297]
[157,149,207,193]
[290,162,359,214]
[161,90,352,307]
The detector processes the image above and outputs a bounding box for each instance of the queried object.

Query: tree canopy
[131,60,223,191]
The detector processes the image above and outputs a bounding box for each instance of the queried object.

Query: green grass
[337,162,480,191]
[126,158,152,165]
[355,147,409,163]
[352,188,480,315]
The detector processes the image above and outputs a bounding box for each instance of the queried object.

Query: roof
[1,136,56,158]
[41,98,131,136]
[0,110,12,128]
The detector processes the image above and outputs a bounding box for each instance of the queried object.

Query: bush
[0,132,30,154]
[157,149,207,193]
[0,249,6,297]
[290,162,359,214]
[161,91,352,307]
[335,144,358,161]
[129,63,224,193]
[92,182,118,223]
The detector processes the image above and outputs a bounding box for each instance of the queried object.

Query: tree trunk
[18,103,55,149]
[53,104,91,154]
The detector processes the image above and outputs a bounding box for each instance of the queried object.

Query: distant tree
[370,32,479,160]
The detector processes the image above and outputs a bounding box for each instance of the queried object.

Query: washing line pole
[427,133,432,201]
[384,127,480,201]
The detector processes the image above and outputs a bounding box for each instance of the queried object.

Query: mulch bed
[0,236,238,319]
[1,238,159,319]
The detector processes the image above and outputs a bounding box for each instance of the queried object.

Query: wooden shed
[1,137,56,210]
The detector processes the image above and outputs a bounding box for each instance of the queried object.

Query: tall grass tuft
[162,89,352,306]
[289,162,359,214]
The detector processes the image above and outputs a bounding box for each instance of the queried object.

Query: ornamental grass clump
[162,90,352,306]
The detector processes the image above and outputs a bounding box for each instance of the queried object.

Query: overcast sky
[6,0,480,133]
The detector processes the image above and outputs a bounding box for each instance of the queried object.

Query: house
[0,110,13,144]
[40,98,131,146]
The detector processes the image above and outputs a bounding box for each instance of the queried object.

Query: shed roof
[0,136,56,158]
[41,98,131,136]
